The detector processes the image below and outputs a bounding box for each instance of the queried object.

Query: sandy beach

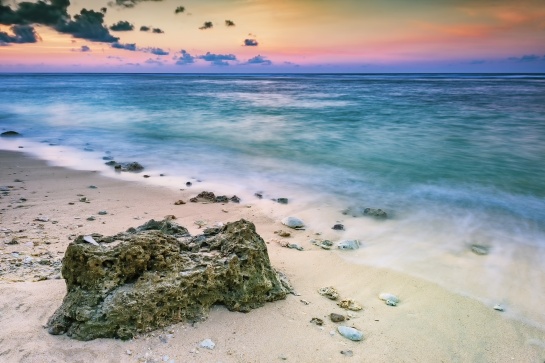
[1,149,544,363]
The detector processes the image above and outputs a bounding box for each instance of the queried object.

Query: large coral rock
[47,219,291,341]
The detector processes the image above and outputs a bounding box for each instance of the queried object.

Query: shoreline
[1,149,544,362]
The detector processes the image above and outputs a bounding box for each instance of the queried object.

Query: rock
[274,230,291,238]
[493,304,504,312]
[281,217,304,229]
[310,317,323,326]
[363,208,387,219]
[470,244,489,255]
[230,195,240,203]
[126,218,190,237]
[186,181,192,187]
[337,240,360,250]
[311,239,333,250]
[277,198,288,204]
[318,286,339,300]
[287,243,304,251]
[88,185,98,189]
[87,216,96,221]
[46,219,291,340]
[174,200,186,205]
[337,326,363,341]
[105,161,117,166]
[109,162,144,173]
[215,195,229,203]
[340,350,353,357]
[79,197,88,202]
[98,211,107,215]
[1,131,21,137]
[35,216,50,222]
[190,191,216,203]
[337,299,362,311]
[330,313,345,322]
[199,339,216,350]
[102,156,114,161]
[332,224,344,231]
[379,293,399,306]
[254,192,263,199]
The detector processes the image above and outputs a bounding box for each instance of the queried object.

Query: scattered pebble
[34,216,49,222]
[494,304,504,312]
[275,230,291,237]
[87,216,96,221]
[332,224,345,230]
[379,293,400,306]
[330,313,346,322]
[199,338,216,350]
[254,192,263,199]
[310,317,324,326]
[337,240,360,250]
[318,286,339,300]
[337,326,363,341]
[281,216,305,229]
[186,182,192,187]
[310,239,333,250]
[174,200,186,205]
[300,299,310,305]
[277,198,288,204]
[88,185,97,189]
[98,210,108,215]
[126,350,132,355]
[338,299,363,311]
[143,175,150,178]
[470,244,490,255]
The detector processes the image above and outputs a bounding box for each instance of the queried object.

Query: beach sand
[1,150,544,363]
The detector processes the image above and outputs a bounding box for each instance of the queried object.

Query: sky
[0,0,544,73]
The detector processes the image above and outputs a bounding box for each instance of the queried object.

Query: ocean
[1,73,544,327]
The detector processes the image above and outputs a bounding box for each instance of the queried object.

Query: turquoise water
[1,73,545,324]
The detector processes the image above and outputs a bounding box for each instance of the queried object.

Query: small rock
[102,156,114,161]
[215,195,229,203]
[300,299,310,305]
[190,191,215,203]
[337,326,363,341]
[277,198,288,204]
[126,350,132,355]
[340,350,353,357]
[199,339,215,350]
[7,238,19,245]
[287,243,304,251]
[470,244,489,255]
[330,313,346,322]
[98,211,107,215]
[337,299,363,311]
[174,200,186,205]
[83,235,99,246]
[274,230,291,237]
[318,286,339,300]
[254,192,263,199]
[105,161,116,166]
[379,293,399,306]
[337,240,360,250]
[79,197,88,202]
[87,216,96,221]
[230,195,240,203]
[143,175,150,178]
[88,185,98,189]
[281,216,305,229]
[310,317,324,326]
[186,182,192,187]
[35,216,49,222]
[1,131,21,137]
[493,304,504,312]
[311,239,333,250]
[332,224,345,230]
[162,355,169,362]
[363,208,387,219]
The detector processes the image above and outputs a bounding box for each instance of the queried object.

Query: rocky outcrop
[47,219,291,341]
[0,131,21,137]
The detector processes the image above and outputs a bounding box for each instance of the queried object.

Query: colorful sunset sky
[1,0,544,72]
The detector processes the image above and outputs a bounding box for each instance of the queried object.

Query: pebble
[126,350,132,355]
[174,200,186,205]
[281,216,305,229]
[337,240,360,250]
[87,216,96,221]
[340,350,354,357]
[254,192,263,199]
[310,239,333,250]
[310,317,324,326]
[34,216,49,222]
[379,293,400,306]
[199,338,216,350]
[332,224,345,230]
[275,230,291,237]
[230,195,241,203]
[318,286,339,300]
[277,198,289,204]
[98,210,108,215]
[88,185,97,189]
[337,326,363,341]
[186,182,192,187]
[470,244,489,255]
[493,304,504,312]
[338,299,363,311]
[330,313,346,322]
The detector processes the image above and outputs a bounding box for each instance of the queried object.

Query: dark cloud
[145,58,163,65]
[0,24,39,44]
[56,9,118,42]
[244,39,258,46]
[246,55,271,65]
[110,20,134,31]
[109,0,164,8]
[0,0,69,26]
[80,45,91,52]
[225,20,235,27]
[199,52,236,66]
[199,21,213,30]
[175,49,195,65]
[174,6,185,14]
[140,25,150,31]
[508,54,543,62]
[147,47,169,55]
[111,42,137,51]
[152,28,164,34]
[469,60,485,65]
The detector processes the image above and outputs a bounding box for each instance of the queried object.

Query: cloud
[110,20,134,31]
[146,47,169,55]
[199,52,236,66]
[508,54,544,62]
[246,55,271,65]
[469,60,485,64]
[140,25,150,31]
[199,21,213,30]
[80,45,91,52]
[244,39,258,46]
[175,6,185,14]
[0,24,39,44]
[109,0,164,8]
[56,9,118,43]
[0,0,69,26]
[111,42,137,51]
[175,50,195,65]
[152,28,164,34]
[145,58,163,65]
[225,20,235,27]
